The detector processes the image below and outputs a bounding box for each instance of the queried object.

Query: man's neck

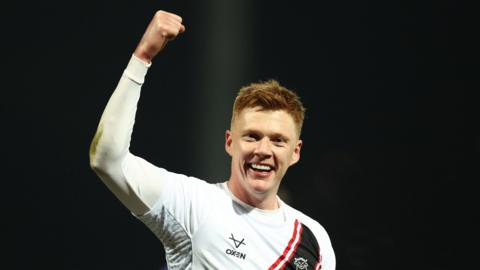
[226,180,279,210]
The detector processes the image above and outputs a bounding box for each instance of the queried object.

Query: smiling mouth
[248,163,273,172]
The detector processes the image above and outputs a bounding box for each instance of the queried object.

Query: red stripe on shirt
[315,246,323,270]
[268,219,303,270]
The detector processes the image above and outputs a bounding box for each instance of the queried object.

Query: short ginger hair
[231,79,306,136]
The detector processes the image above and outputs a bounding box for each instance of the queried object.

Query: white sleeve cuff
[123,54,151,85]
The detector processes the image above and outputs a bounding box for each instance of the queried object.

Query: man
[90,10,335,269]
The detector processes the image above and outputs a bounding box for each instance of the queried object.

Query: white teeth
[251,164,271,171]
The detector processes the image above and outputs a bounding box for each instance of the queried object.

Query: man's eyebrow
[242,129,291,141]
[241,129,261,135]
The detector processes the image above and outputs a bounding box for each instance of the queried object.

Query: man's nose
[254,137,272,156]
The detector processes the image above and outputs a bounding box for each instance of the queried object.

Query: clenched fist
[134,10,185,63]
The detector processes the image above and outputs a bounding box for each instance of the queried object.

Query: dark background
[4,0,477,269]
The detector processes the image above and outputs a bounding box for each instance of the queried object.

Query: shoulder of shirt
[157,167,224,192]
[281,201,329,236]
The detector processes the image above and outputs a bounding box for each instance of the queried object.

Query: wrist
[133,47,153,64]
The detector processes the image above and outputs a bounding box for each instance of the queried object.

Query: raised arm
[89,11,185,215]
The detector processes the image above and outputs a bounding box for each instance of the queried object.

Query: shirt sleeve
[89,54,164,215]
[134,167,215,270]
[311,221,336,270]
[296,212,336,270]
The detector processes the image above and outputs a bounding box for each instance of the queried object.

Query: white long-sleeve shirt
[90,55,336,270]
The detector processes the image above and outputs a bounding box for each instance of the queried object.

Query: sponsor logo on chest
[225,233,247,260]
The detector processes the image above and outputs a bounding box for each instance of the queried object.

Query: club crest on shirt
[293,257,309,269]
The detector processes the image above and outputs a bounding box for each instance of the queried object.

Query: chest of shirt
[190,194,327,270]
[191,205,296,269]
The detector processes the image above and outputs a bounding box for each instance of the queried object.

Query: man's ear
[225,130,233,156]
[289,139,302,165]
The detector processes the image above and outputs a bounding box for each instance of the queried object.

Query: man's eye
[273,137,284,143]
[272,137,287,146]
[244,134,257,141]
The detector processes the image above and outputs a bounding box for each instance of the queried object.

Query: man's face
[225,107,302,205]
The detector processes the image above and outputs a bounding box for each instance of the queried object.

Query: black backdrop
[4,1,476,269]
